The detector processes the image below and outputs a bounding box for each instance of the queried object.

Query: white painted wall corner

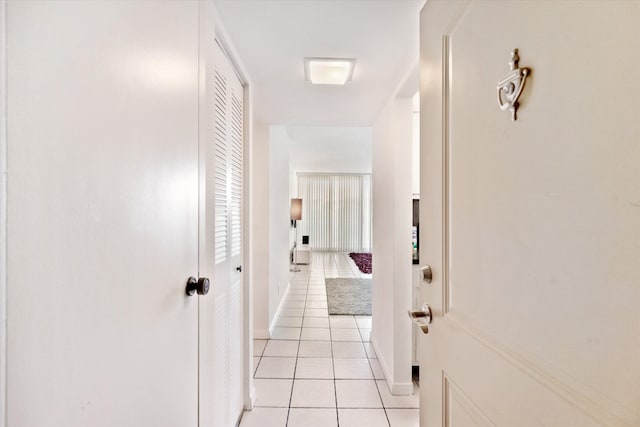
[371,332,413,395]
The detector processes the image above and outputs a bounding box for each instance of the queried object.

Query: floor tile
[305,308,329,318]
[330,328,362,342]
[298,341,332,358]
[290,379,336,408]
[386,408,419,427]
[254,357,296,379]
[306,301,328,309]
[334,358,373,379]
[295,357,334,379]
[332,342,367,359]
[280,308,305,317]
[283,300,306,308]
[330,316,358,329]
[239,408,288,427]
[338,409,389,427]
[376,380,419,408]
[277,316,303,328]
[302,317,330,328]
[253,339,267,356]
[287,408,338,427]
[301,328,331,341]
[359,328,371,342]
[253,379,293,407]
[271,327,301,340]
[251,253,420,425]
[335,380,382,408]
[355,316,372,329]
[263,340,299,357]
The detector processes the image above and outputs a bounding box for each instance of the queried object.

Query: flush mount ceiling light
[304,57,356,85]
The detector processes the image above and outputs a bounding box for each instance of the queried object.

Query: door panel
[199,40,245,427]
[228,76,245,422]
[7,1,199,426]
[419,1,640,425]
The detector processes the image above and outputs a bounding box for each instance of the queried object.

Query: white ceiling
[285,126,372,173]
[215,0,423,127]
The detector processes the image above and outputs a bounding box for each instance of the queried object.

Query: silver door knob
[408,303,432,334]
[421,265,433,283]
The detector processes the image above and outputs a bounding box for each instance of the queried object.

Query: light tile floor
[241,252,419,427]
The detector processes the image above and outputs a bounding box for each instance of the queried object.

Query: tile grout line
[284,264,307,426]
[325,254,341,427]
[367,345,392,427]
[311,253,337,424]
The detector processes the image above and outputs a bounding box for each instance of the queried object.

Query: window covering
[297,174,372,252]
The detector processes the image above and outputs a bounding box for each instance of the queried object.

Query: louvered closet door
[227,44,245,426]
[199,41,244,427]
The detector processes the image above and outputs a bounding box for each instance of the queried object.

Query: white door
[6,1,201,426]
[418,1,639,426]
[199,41,245,427]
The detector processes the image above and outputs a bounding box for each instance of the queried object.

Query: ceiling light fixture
[304,57,356,85]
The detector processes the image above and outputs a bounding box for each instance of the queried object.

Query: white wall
[252,124,295,338]
[251,122,271,338]
[0,2,7,424]
[371,94,414,395]
[286,126,372,174]
[412,92,420,198]
[267,126,293,330]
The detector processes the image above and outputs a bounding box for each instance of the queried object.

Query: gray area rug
[325,278,372,315]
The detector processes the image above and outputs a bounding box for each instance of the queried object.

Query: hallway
[242,252,419,427]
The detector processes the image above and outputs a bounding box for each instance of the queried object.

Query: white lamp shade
[290,198,302,220]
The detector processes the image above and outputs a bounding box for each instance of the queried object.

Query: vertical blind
[297,174,372,252]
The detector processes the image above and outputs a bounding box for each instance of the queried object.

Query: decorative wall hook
[497,49,530,121]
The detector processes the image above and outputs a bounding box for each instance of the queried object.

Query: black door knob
[236,266,242,273]
[197,277,210,295]
[186,276,210,296]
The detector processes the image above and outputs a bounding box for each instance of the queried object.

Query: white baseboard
[253,281,292,339]
[265,281,291,337]
[370,333,414,396]
[390,381,414,395]
[247,385,256,410]
[253,329,271,340]
[370,334,393,387]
